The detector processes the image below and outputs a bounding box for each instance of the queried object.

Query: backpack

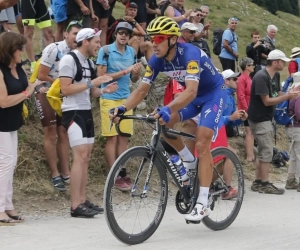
[274,77,294,126]
[46,52,96,116]
[192,39,211,58]
[106,20,119,44]
[212,28,234,56]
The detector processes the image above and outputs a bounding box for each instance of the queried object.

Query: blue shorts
[51,0,67,23]
[178,83,226,135]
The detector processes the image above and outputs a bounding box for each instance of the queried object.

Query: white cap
[221,69,241,79]
[292,72,300,88]
[267,49,291,62]
[290,47,300,58]
[76,28,102,43]
[180,22,198,31]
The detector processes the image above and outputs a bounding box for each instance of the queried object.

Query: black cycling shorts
[62,110,95,147]
[92,0,110,19]
[21,0,51,28]
[13,2,21,17]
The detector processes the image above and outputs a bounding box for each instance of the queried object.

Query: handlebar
[109,113,177,139]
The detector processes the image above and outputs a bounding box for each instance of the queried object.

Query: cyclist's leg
[35,1,54,46]
[163,102,201,164]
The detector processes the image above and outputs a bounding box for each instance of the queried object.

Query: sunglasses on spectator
[17,45,24,51]
[187,30,196,34]
[66,20,83,31]
[117,30,131,36]
[247,64,254,66]
[229,77,238,81]
[150,35,170,44]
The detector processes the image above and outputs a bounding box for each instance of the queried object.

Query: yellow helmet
[147,16,181,37]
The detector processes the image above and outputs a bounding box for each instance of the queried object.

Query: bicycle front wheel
[104,146,168,245]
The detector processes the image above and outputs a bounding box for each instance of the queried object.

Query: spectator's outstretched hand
[103,82,118,94]
[93,75,113,87]
[230,110,246,121]
[131,62,142,74]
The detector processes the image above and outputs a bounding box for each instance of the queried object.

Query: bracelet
[22,90,30,99]
[123,70,127,75]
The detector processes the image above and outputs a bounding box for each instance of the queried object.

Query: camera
[259,39,265,44]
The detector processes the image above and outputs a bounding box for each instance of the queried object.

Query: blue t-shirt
[96,43,136,100]
[143,43,223,96]
[219,29,238,60]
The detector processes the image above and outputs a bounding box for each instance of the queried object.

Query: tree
[277,0,293,14]
[265,0,278,14]
[288,0,300,16]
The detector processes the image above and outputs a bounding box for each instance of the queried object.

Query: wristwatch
[86,80,93,89]
[132,21,136,26]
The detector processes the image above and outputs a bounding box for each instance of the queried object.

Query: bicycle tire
[104,146,168,245]
[202,147,244,231]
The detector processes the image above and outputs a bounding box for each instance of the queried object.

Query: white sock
[197,186,209,207]
[178,146,195,162]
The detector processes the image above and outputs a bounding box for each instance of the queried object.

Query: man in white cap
[178,22,198,43]
[289,47,300,76]
[248,49,300,195]
[96,22,142,191]
[59,28,118,218]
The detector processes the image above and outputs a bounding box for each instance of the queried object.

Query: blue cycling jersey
[142,43,224,96]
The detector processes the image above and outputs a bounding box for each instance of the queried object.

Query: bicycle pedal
[185,220,201,225]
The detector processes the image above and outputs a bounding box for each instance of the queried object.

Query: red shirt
[288,60,298,76]
[237,72,252,111]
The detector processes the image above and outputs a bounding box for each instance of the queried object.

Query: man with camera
[246,31,267,78]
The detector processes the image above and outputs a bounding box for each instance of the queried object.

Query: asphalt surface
[1,184,300,250]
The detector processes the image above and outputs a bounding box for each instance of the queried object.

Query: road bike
[104,114,244,245]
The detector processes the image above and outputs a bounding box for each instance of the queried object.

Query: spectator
[164,0,192,28]
[66,0,92,28]
[146,0,161,26]
[96,22,142,191]
[0,7,15,31]
[188,9,204,40]
[59,28,118,217]
[200,5,211,39]
[219,17,239,71]
[260,24,278,68]
[285,72,300,191]
[246,31,266,78]
[247,50,299,195]
[237,57,255,162]
[178,22,198,43]
[129,0,147,30]
[0,32,38,225]
[21,0,54,72]
[51,0,69,42]
[91,0,110,46]
[36,21,83,191]
[288,47,300,76]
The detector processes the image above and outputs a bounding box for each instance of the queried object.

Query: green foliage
[251,0,299,16]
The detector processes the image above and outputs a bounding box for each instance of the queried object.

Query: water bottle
[170,155,189,181]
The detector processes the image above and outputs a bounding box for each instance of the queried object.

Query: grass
[15,0,293,198]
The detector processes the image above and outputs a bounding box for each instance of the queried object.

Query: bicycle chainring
[175,190,191,214]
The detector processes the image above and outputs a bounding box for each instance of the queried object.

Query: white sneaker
[185,203,211,222]
[183,159,197,171]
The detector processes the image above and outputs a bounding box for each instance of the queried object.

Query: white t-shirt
[194,23,204,34]
[59,50,95,112]
[40,40,70,79]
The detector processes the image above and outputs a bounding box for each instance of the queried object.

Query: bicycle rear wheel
[104,146,168,245]
[202,147,244,230]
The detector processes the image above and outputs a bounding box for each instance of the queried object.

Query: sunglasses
[150,35,170,44]
[188,30,196,34]
[229,17,238,21]
[229,77,238,81]
[66,20,83,31]
[117,30,131,37]
[247,64,254,66]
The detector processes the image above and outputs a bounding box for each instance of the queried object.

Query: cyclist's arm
[38,44,58,83]
[123,82,151,110]
[167,80,198,113]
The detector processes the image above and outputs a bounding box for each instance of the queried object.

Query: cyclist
[36,21,83,191]
[110,16,226,222]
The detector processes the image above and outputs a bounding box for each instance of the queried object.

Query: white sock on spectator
[178,146,195,162]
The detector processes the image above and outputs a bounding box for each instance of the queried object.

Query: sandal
[0,218,16,226]
[84,200,104,214]
[7,214,25,222]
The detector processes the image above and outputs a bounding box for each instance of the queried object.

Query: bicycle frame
[115,115,198,207]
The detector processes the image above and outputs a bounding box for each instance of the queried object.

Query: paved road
[1,184,300,250]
